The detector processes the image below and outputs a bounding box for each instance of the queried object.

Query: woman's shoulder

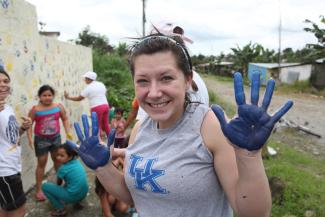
[200,108,229,154]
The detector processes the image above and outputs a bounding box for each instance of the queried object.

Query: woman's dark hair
[38,84,55,97]
[128,33,194,106]
[60,143,78,158]
[129,33,192,78]
[0,66,11,81]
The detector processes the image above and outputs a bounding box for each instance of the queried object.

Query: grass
[265,140,325,217]
[208,89,236,116]
[276,80,325,97]
[208,80,325,216]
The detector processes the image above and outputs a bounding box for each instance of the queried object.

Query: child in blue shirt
[42,143,89,216]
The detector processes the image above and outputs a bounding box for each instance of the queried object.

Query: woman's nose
[147,82,162,98]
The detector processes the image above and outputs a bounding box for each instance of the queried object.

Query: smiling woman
[0,66,32,217]
[68,33,293,217]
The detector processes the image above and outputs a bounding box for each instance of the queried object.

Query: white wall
[1,0,92,191]
[280,64,312,84]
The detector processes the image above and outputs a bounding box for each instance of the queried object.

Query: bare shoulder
[128,120,141,146]
[201,109,229,155]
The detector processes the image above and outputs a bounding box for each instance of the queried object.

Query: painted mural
[0,0,92,190]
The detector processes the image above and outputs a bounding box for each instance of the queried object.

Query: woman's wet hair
[38,84,55,97]
[0,66,11,81]
[128,33,195,105]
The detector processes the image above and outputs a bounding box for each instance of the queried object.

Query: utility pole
[278,0,282,69]
[142,0,146,36]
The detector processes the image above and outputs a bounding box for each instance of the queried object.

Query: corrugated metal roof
[249,63,303,69]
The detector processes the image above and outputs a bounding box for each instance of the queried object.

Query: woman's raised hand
[211,72,293,151]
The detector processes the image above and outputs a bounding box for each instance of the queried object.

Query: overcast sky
[26,0,324,56]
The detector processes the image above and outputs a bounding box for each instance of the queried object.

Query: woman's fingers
[234,72,246,106]
[250,73,260,106]
[82,114,90,138]
[270,100,294,124]
[91,112,99,137]
[74,122,84,142]
[261,79,275,111]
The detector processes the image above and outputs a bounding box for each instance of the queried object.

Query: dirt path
[202,75,325,157]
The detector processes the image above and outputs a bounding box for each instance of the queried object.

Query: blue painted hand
[211,72,293,151]
[66,112,116,169]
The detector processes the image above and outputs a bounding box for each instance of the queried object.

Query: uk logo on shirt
[129,154,167,194]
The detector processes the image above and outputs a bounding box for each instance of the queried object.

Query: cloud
[26,0,325,55]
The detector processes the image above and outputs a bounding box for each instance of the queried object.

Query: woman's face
[133,51,191,129]
[39,90,54,106]
[0,73,11,101]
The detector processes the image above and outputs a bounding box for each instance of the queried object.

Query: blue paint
[15,50,21,57]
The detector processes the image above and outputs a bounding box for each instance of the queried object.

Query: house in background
[310,58,325,90]
[195,61,234,76]
[248,63,312,85]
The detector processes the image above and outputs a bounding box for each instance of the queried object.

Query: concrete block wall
[0,0,93,191]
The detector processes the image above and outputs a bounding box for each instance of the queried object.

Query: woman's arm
[95,121,141,204]
[95,162,133,204]
[202,110,271,217]
[64,91,84,101]
[67,113,134,204]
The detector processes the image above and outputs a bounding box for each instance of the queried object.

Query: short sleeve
[80,86,89,98]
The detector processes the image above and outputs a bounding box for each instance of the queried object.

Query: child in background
[27,85,73,201]
[110,108,126,148]
[42,143,89,216]
[95,158,129,217]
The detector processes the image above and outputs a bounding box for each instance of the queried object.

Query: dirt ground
[203,75,325,158]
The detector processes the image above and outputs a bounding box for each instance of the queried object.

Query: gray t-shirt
[125,103,232,217]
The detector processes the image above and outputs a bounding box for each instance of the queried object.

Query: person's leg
[91,105,110,138]
[0,174,26,217]
[48,135,61,171]
[0,204,25,217]
[6,203,25,217]
[35,154,48,200]
[42,183,67,210]
[42,182,87,208]
[116,200,129,214]
[101,105,110,136]
[99,192,115,217]
[0,209,7,217]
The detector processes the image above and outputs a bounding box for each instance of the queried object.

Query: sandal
[35,191,46,201]
[51,209,67,216]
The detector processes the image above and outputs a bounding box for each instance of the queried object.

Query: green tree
[76,26,114,54]
[303,15,325,61]
[115,42,128,57]
[93,51,134,111]
[230,42,264,76]
[304,15,325,51]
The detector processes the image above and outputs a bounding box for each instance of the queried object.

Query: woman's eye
[136,79,148,85]
[162,76,173,81]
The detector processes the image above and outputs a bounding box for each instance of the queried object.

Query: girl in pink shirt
[27,85,72,201]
